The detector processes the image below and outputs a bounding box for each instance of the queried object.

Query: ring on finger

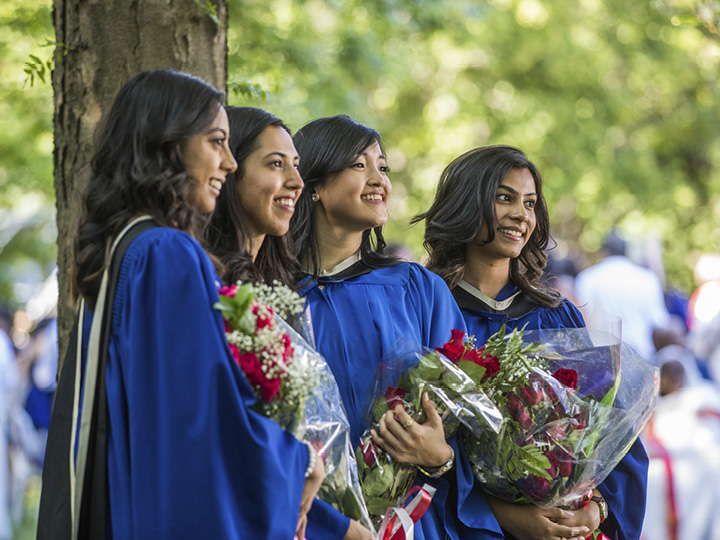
[404,417,414,429]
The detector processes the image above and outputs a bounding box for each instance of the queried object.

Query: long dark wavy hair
[412,145,560,308]
[205,107,301,287]
[289,115,396,277]
[73,69,225,306]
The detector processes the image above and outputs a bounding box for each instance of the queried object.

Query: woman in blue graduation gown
[68,70,322,539]
[414,145,649,540]
[206,107,372,540]
[289,115,513,540]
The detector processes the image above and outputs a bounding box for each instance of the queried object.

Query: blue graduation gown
[80,227,309,539]
[302,261,503,540]
[455,280,649,540]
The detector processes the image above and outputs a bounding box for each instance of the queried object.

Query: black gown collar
[452,280,541,319]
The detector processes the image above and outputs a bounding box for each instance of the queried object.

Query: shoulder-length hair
[73,69,225,306]
[205,106,301,287]
[289,115,396,277]
[412,145,560,308]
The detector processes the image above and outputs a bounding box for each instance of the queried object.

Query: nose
[510,201,529,222]
[286,166,304,191]
[367,165,385,186]
[222,147,238,174]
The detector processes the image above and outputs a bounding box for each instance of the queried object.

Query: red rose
[385,387,407,411]
[461,347,500,379]
[521,474,551,500]
[310,439,327,462]
[228,342,241,363]
[237,352,263,385]
[219,284,237,298]
[258,376,281,402]
[479,353,500,378]
[223,318,232,334]
[507,393,534,430]
[436,329,467,362]
[252,304,274,331]
[360,438,380,467]
[552,369,578,390]
[547,447,573,478]
[281,333,294,364]
[519,383,543,405]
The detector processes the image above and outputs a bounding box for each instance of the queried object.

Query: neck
[247,233,267,263]
[463,251,511,300]
[313,218,364,272]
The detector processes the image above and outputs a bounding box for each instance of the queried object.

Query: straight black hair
[412,145,561,308]
[289,115,396,277]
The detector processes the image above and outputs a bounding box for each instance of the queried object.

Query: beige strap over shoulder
[70,215,153,539]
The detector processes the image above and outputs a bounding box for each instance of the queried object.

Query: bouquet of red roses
[216,281,374,532]
[461,325,658,539]
[356,333,503,529]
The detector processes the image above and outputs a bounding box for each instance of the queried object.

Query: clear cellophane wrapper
[463,324,659,509]
[271,316,375,533]
[356,338,503,527]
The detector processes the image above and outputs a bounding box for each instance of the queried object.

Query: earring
[311,192,319,203]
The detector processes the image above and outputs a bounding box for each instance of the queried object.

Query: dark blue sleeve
[598,439,649,540]
[306,498,351,540]
[106,230,308,539]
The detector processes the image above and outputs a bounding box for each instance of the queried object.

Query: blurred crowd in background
[1,230,720,539]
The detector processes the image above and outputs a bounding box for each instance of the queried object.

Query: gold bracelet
[417,447,455,479]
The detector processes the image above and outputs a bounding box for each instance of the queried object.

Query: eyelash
[497,194,536,207]
[212,138,226,146]
[351,163,390,173]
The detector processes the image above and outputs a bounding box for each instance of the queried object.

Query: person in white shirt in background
[575,232,670,360]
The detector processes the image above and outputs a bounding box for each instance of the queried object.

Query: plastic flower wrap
[356,332,503,529]
[461,324,659,539]
[215,281,374,532]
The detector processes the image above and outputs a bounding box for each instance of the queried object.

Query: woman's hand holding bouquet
[356,331,503,533]
[462,325,658,540]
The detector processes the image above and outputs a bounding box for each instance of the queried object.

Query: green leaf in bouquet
[355,446,368,478]
[600,370,621,407]
[440,368,466,389]
[415,352,444,381]
[365,496,395,517]
[373,397,390,421]
[362,462,395,497]
[518,444,552,481]
[457,360,487,384]
[341,488,364,521]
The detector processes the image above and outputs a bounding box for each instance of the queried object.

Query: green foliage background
[2,0,719,308]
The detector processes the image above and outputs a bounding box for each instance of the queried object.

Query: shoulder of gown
[104,227,311,539]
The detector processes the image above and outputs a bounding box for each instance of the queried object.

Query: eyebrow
[498,184,537,197]
[262,151,300,160]
[359,151,387,161]
[205,128,227,135]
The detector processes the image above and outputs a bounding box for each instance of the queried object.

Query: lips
[498,227,524,238]
[361,192,384,202]
[274,196,296,211]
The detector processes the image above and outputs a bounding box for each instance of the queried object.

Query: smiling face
[236,125,303,244]
[469,167,537,262]
[180,106,237,213]
[313,140,391,237]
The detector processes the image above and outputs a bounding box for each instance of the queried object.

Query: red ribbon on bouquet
[377,483,436,540]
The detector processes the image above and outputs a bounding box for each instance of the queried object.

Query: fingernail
[563,510,574,517]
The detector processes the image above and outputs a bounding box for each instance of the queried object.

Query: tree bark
[53,0,228,367]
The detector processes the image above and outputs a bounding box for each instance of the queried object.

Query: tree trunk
[53,0,228,367]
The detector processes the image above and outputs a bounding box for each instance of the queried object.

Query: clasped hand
[371,392,452,469]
